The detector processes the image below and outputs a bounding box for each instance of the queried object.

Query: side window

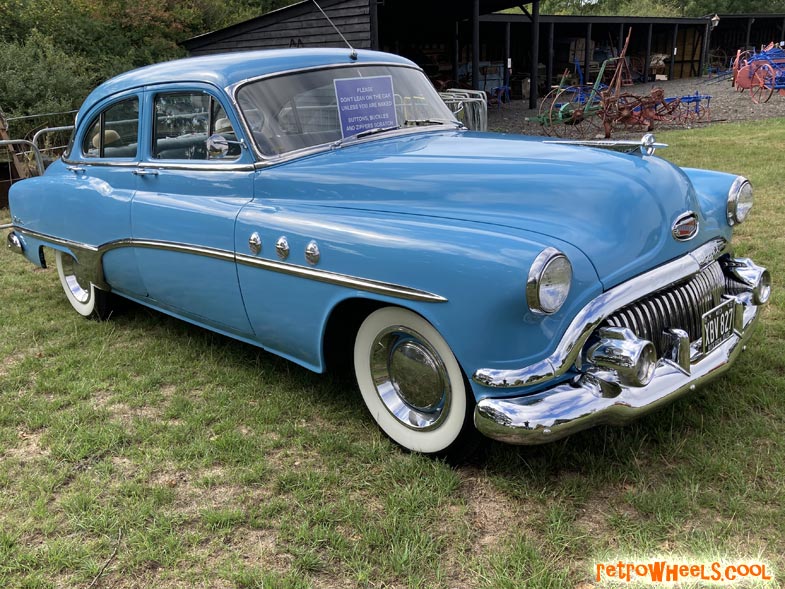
[153,91,238,160]
[81,97,140,159]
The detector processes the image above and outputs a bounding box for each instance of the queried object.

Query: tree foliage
[0,30,93,117]
[534,0,785,16]
[0,0,298,123]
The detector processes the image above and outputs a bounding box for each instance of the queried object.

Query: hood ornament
[672,211,699,241]
[543,133,667,156]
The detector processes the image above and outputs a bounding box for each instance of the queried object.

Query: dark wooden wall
[187,0,371,55]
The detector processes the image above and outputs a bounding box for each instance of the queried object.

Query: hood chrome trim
[544,133,667,156]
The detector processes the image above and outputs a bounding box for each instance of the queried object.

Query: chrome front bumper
[473,242,769,445]
[475,301,760,444]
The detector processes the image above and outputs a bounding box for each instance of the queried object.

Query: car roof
[78,48,417,117]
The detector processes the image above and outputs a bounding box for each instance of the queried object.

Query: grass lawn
[1,118,783,588]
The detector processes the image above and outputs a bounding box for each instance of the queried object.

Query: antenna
[311,0,358,60]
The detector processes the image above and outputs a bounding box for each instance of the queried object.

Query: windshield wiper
[355,125,401,138]
[332,125,401,148]
[404,119,466,129]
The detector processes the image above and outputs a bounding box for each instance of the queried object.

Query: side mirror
[206,134,230,158]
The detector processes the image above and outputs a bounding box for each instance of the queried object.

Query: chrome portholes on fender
[55,250,114,320]
[305,240,320,265]
[275,236,290,260]
[353,307,470,454]
[248,232,262,255]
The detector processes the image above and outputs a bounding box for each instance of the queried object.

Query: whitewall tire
[55,250,113,320]
[353,307,471,454]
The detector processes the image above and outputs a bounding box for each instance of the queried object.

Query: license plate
[701,299,735,354]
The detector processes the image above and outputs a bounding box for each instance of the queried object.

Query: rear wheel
[55,250,114,320]
[353,307,472,454]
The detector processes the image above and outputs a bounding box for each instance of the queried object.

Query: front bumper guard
[475,292,763,445]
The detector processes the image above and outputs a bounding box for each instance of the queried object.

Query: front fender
[680,167,738,237]
[235,202,601,393]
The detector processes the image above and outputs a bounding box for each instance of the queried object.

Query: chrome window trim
[76,94,142,161]
[8,228,447,304]
[59,158,255,172]
[473,238,729,389]
[149,88,245,164]
[226,62,423,97]
[61,158,141,167]
[137,162,256,172]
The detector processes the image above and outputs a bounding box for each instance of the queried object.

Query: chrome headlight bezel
[527,248,573,315]
[727,176,753,226]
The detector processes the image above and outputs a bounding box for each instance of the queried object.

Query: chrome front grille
[602,261,726,356]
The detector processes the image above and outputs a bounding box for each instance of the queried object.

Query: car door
[60,92,146,296]
[130,85,256,337]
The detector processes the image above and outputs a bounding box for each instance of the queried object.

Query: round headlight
[727,176,753,226]
[527,248,573,315]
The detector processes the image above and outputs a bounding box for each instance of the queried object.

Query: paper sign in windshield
[334,76,398,138]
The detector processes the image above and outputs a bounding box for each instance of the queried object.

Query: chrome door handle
[132,168,159,177]
[66,165,86,174]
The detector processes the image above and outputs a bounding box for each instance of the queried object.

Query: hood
[257,131,723,288]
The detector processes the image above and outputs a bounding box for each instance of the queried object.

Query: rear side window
[152,91,239,160]
[82,97,139,159]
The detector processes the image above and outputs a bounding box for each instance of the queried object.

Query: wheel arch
[321,296,462,378]
[322,296,393,375]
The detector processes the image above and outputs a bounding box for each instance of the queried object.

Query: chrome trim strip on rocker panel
[7,228,447,304]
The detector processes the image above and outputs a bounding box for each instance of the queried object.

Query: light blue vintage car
[4,48,771,454]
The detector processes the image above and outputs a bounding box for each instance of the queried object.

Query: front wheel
[55,250,114,320]
[353,307,472,454]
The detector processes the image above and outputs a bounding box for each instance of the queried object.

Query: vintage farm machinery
[536,31,711,138]
[732,43,785,103]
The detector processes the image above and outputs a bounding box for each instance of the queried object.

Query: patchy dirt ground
[487,75,785,137]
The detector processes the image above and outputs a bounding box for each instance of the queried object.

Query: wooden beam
[546,20,554,91]
[453,19,460,84]
[529,0,539,109]
[584,22,592,85]
[698,22,708,77]
[504,21,511,87]
[669,24,678,80]
[369,0,379,50]
[644,22,652,83]
[689,24,701,77]
[473,0,480,90]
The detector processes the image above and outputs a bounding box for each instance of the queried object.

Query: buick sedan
[4,48,770,454]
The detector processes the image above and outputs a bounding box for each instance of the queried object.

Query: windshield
[236,64,458,157]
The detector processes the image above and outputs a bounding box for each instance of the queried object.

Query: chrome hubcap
[370,326,451,430]
[61,255,91,304]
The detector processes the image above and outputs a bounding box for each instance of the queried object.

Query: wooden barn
[182,4,785,109]
[180,1,727,107]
